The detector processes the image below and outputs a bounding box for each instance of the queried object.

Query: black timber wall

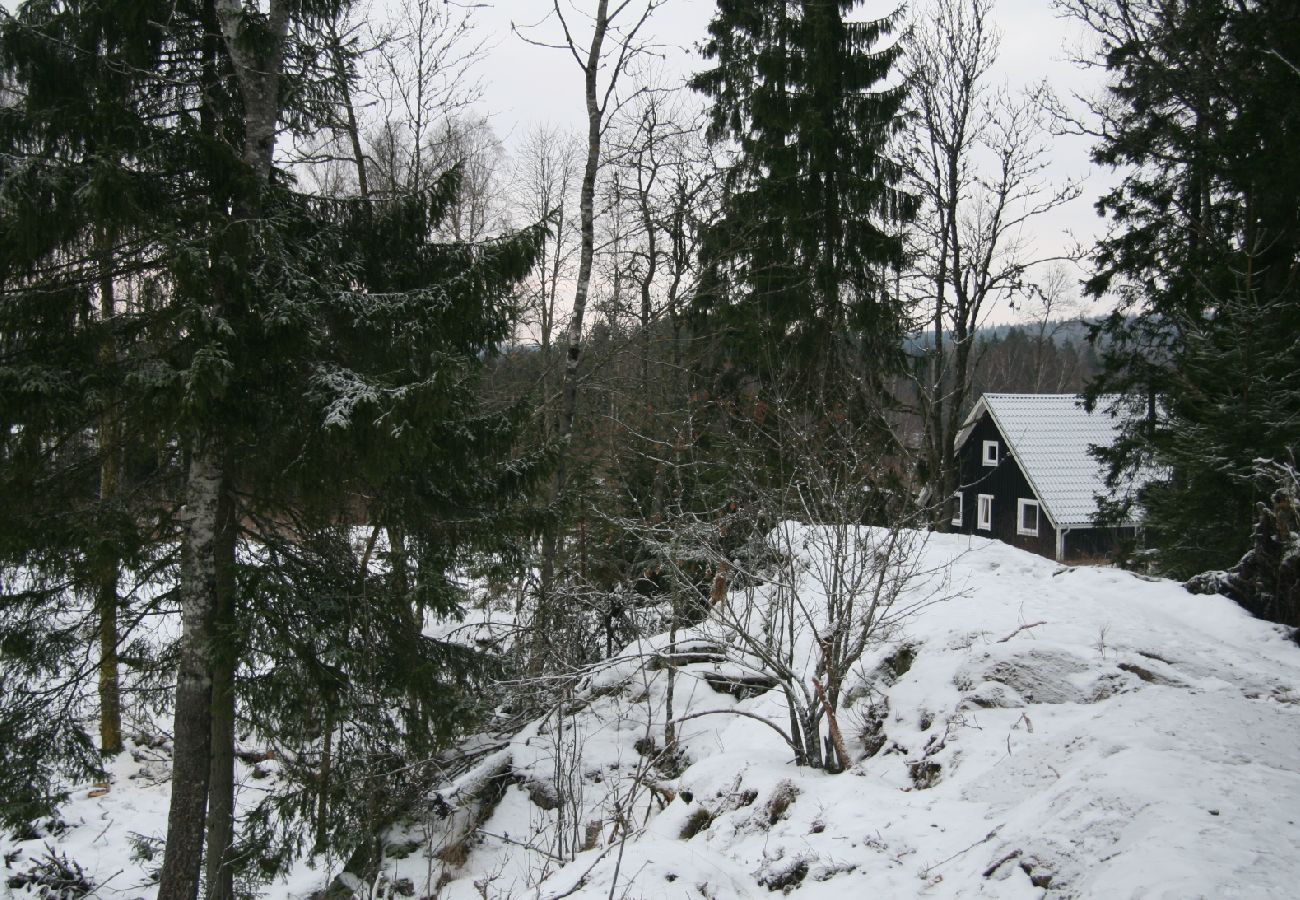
[1061,524,1140,561]
[953,411,1059,560]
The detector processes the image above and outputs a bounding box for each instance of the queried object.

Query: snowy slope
[5,532,1300,899]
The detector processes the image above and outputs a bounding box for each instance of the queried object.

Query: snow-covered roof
[956,393,1142,528]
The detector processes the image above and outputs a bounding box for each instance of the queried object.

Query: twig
[920,826,1002,876]
[996,621,1046,643]
[477,831,568,863]
[539,843,618,900]
[980,847,1021,878]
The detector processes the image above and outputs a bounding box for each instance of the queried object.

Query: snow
[5,531,1300,898]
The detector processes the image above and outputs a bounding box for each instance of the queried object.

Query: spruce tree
[0,0,187,823]
[0,2,544,895]
[691,0,913,383]
[1068,0,1300,578]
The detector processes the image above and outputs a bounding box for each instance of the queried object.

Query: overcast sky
[471,1,1098,140]
[468,0,1112,321]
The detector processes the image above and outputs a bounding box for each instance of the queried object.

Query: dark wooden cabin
[950,393,1143,562]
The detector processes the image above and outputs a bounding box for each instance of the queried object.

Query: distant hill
[902,317,1105,397]
[906,317,1102,352]
[975,317,1099,345]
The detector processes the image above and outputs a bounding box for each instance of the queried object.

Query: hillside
[5,532,1300,899]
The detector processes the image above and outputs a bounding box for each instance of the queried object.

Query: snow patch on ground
[5,532,1300,898]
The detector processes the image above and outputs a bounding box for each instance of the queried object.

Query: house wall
[952,411,1059,559]
[1061,525,1140,561]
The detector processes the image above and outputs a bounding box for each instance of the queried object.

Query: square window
[977,494,993,530]
[951,493,963,526]
[1018,499,1039,536]
[982,440,999,466]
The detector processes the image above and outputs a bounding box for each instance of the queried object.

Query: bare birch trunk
[537,0,614,660]
[158,5,290,898]
[157,445,222,900]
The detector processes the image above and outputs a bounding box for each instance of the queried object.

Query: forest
[0,0,1297,897]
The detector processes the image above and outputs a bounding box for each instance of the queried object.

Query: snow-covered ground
[6,531,1300,899]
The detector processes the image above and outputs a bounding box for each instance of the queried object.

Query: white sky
[470,0,1098,141]
[464,0,1113,323]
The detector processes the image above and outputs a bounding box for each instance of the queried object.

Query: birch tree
[512,123,581,390]
[516,0,665,668]
[904,0,1080,528]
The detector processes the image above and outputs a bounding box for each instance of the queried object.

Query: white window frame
[982,440,999,467]
[951,492,963,526]
[977,494,993,531]
[1017,498,1040,537]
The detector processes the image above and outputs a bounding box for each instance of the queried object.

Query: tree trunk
[157,443,223,900]
[784,690,807,767]
[159,7,290,898]
[204,486,238,900]
[327,16,370,204]
[96,566,122,755]
[533,526,560,673]
[537,0,614,666]
[663,591,679,753]
[95,409,123,758]
[634,150,658,395]
[813,677,850,773]
[96,226,123,756]
[799,707,824,770]
[386,524,409,596]
[315,705,335,855]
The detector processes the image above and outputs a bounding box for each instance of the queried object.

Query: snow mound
[420,533,1300,900]
[6,532,1300,899]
